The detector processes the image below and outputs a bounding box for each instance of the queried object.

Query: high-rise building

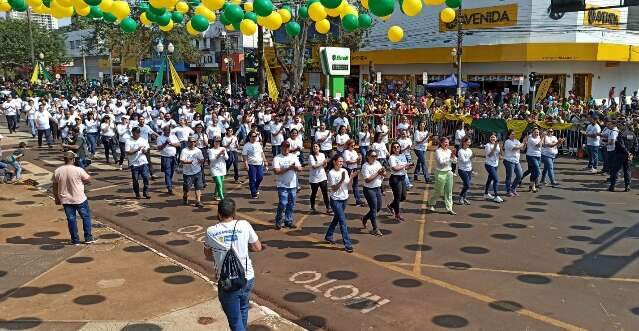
[7,11,58,30]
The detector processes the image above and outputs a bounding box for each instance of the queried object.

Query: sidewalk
[0,184,305,331]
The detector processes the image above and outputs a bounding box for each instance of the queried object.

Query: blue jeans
[218,278,254,331]
[414,149,430,181]
[458,169,472,199]
[271,145,281,158]
[86,132,98,155]
[248,164,264,198]
[503,160,523,193]
[541,155,557,185]
[28,119,36,137]
[130,164,150,196]
[75,158,88,170]
[275,187,296,226]
[8,161,21,179]
[37,129,53,147]
[526,155,542,185]
[226,151,240,181]
[363,187,382,231]
[359,146,369,165]
[5,115,17,133]
[346,169,363,204]
[484,163,499,195]
[325,199,352,249]
[63,199,93,244]
[586,145,599,169]
[161,156,176,190]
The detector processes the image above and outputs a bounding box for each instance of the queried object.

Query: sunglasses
[369,154,378,158]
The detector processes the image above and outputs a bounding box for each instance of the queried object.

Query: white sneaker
[484,193,495,200]
[590,168,598,173]
[428,206,435,211]
[493,196,504,203]
[452,173,458,177]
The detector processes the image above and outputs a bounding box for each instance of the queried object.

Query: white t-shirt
[315,130,332,151]
[242,142,264,166]
[100,122,115,137]
[414,130,428,151]
[156,134,179,157]
[208,147,228,176]
[85,119,99,133]
[606,128,619,152]
[328,168,350,200]
[270,122,284,146]
[371,142,388,159]
[542,136,559,157]
[125,138,149,167]
[273,153,301,188]
[503,139,522,163]
[358,131,371,147]
[342,149,359,170]
[586,123,601,147]
[397,137,412,156]
[206,124,223,140]
[457,148,473,171]
[223,135,239,152]
[287,136,304,156]
[204,220,259,280]
[376,124,389,144]
[484,144,501,167]
[180,148,204,175]
[389,154,408,176]
[335,133,350,152]
[34,111,52,130]
[173,126,194,142]
[526,136,542,157]
[117,124,131,143]
[434,148,453,172]
[361,161,383,188]
[454,129,466,145]
[308,152,327,184]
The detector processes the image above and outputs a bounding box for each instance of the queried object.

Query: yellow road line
[236,210,586,331]
[412,146,434,274]
[294,213,311,229]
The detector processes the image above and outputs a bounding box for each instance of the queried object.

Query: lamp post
[221,31,233,96]
[155,40,174,88]
[454,4,463,100]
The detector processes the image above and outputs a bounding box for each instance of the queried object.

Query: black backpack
[218,221,247,292]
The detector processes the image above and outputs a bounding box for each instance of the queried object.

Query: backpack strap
[230,220,248,273]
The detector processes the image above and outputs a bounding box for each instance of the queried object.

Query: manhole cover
[197,317,215,325]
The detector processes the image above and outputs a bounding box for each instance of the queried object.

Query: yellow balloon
[187,22,200,36]
[76,4,90,15]
[440,7,455,23]
[325,2,344,17]
[160,20,174,31]
[243,2,253,12]
[431,0,445,5]
[315,18,330,34]
[195,5,216,22]
[202,0,224,10]
[175,1,189,13]
[0,0,13,11]
[380,15,391,21]
[339,4,357,19]
[387,25,404,42]
[230,0,241,4]
[71,0,87,9]
[99,0,113,12]
[360,0,368,9]
[161,0,177,7]
[57,0,71,7]
[51,4,74,18]
[278,8,291,23]
[402,0,422,17]
[110,1,130,20]
[240,18,257,35]
[149,0,163,8]
[140,12,151,25]
[308,2,326,22]
[28,0,43,7]
[265,11,282,30]
[225,24,235,31]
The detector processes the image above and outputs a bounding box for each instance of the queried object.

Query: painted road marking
[413,148,434,275]
[236,211,587,331]
[89,184,121,192]
[177,225,208,243]
[289,271,390,314]
[20,161,54,186]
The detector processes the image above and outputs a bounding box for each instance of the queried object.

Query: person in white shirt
[1,95,19,133]
[208,138,229,200]
[358,123,372,164]
[540,128,564,187]
[582,115,601,172]
[133,116,159,177]
[503,130,526,197]
[324,155,354,253]
[427,137,457,215]
[261,111,272,147]
[524,128,545,192]
[272,141,302,229]
[206,116,223,143]
[116,117,132,170]
[453,122,466,174]
[24,99,36,137]
[484,133,503,203]
[34,105,54,148]
[173,119,195,163]
[413,121,430,182]
[222,127,241,183]
[100,116,119,164]
[375,118,390,145]
[371,132,390,169]
[308,143,331,215]
[287,129,305,167]
[456,137,473,205]
[125,127,151,199]
[203,199,262,331]
[242,132,268,199]
[270,117,285,158]
[604,120,619,176]
[396,129,414,189]
[156,125,180,194]
[387,142,413,221]
[335,125,350,155]
[343,140,364,206]
[158,112,177,132]
[180,135,205,208]
[315,122,333,157]
[361,149,386,236]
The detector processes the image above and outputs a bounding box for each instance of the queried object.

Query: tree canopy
[0,19,67,69]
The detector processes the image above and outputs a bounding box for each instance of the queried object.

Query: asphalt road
[13,134,639,331]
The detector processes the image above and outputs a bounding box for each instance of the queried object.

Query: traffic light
[549,0,585,13]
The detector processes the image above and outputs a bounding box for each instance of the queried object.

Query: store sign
[320,47,351,76]
[440,4,518,32]
[584,6,621,30]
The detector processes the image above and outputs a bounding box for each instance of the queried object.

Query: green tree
[0,18,67,70]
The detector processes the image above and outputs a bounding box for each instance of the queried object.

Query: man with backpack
[204,199,262,331]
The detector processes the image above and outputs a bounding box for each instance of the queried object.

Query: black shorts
[183,172,204,191]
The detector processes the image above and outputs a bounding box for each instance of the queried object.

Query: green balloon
[42,0,50,8]
[232,20,241,30]
[89,6,103,18]
[120,17,137,33]
[190,14,209,32]
[146,10,158,22]
[149,5,166,16]
[342,14,358,32]
[244,11,257,23]
[14,4,28,12]
[191,0,200,6]
[285,21,301,37]
[138,2,149,11]
[282,5,291,12]
[320,0,341,9]
[224,4,244,23]
[9,0,25,8]
[358,13,372,28]
[369,0,394,17]
[298,6,308,19]
[171,11,184,23]
[84,0,101,6]
[156,12,172,26]
[253,0,273,17]
[445,0,461,8]
[219,12,230,25]
[103,12,117,23]
[306,0,319,6]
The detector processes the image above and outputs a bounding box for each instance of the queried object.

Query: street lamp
[155,40,175,88]
[39,52,44,60]
[221,30,233,95]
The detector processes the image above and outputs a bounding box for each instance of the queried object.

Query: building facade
[354,0,639,101]
[63,29,110,81]
[185,22,244,84]
[7,11,59,30]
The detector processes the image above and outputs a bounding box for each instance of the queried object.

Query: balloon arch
[1,0,461,42]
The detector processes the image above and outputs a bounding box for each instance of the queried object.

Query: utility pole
[257,26,265,94]
[456,4,463,100]
[27,9,36,66]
